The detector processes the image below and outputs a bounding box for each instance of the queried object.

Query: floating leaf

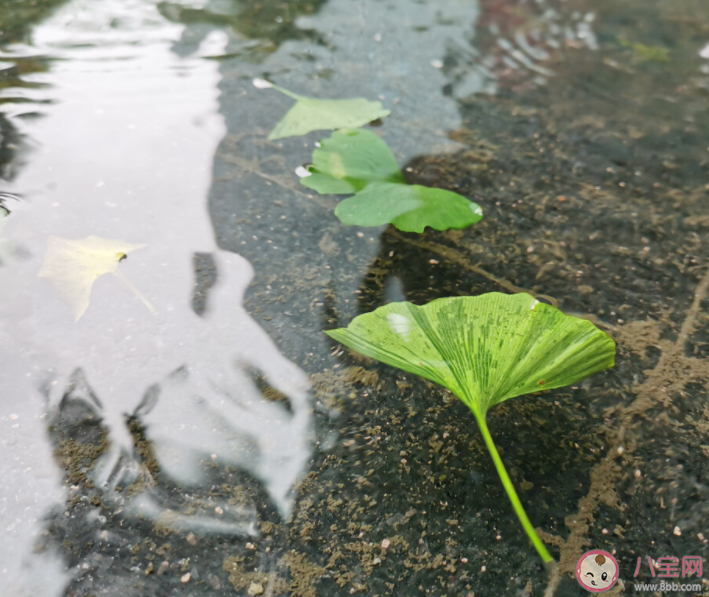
[326,293,615,563]
[38,235,154,321]
[254,79,390,140]
[300,127,404,193]
[335,182,483,233]
[301,129,483,232]
[326,293,615,417]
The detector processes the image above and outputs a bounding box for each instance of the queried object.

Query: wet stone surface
[1,0,709,596]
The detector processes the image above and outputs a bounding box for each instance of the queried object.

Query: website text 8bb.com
[633,581,702,592]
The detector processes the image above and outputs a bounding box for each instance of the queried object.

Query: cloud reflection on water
[0,0,313,593]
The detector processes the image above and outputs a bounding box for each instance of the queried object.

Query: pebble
[215,506,224,515]
[181,573,191,583]
[674,526,682,536]
[186,533,197,546]
[157,561,170,576]
[381,539,391,549]
[248,582,264,596]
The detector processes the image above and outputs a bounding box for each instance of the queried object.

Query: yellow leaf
[38,235,153,321]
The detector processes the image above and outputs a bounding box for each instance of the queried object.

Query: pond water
[1,0,709,596]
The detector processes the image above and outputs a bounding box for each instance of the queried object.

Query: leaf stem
[271,84,302,101]
[113,270,157,315]
[475,414,554,565]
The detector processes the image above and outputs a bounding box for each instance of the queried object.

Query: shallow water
[1,0,709,596]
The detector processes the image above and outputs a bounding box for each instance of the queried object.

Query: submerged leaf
[302,129,483,232]
[301,129,404,193]
[258,80,390,140]
[326,293,615,417]
[335,182,483,233]
[38,235,151,321]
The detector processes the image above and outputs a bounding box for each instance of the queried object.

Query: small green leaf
[325,293,615,418]
[255,79,391,140]
[335,182,483,233]
[301,129,404,193]
[301,129,483,232]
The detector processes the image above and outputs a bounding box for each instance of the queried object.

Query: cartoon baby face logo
[576,550,619,592]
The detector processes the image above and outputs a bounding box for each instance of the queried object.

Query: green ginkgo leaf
[326,293,615,565]
[38,235,155,321]
[300,127,404,193]
[301,129,483,232]
[326,293,615,417]
[254,79,391,140]
[335,182,483,233]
